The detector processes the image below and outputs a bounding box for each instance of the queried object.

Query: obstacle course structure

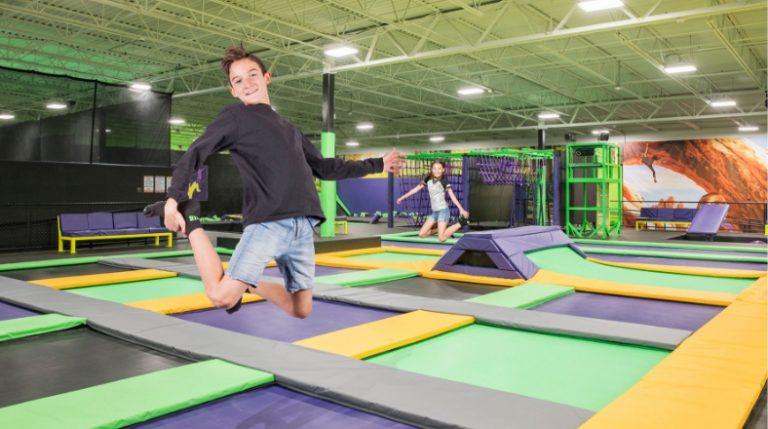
[396,149,556,229]
[565,143,622,239]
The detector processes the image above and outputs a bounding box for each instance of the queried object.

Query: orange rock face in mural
[623,138,767,231]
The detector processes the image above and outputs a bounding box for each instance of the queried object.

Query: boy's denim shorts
[226,216,317,294]
[430,208,450,223]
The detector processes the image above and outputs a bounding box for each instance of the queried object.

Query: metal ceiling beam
[519,4,665,111]
[444,0,484,17]
[330,1,766,72]
[0,2,224,75]
[174,4,536,122]
[622,4,723,94]
[86,0,320,64]
[340,0,606,117]
[359,111,766,140]
[319,1,574,112]
[408,0,610,112]
[616,33,709,103]
[708,16,766,90]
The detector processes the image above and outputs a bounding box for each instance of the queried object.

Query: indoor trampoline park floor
[0,229,765,429]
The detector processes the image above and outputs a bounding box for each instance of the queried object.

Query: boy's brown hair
[221,46,268,84]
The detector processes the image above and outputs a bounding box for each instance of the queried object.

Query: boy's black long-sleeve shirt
[167,103,383,226]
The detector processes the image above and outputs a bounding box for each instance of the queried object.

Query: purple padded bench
[58,212,173,254]
[635,207,697,230]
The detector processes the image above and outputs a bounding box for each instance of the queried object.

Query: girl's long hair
[425,160,446,182]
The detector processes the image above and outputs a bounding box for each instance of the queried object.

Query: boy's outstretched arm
[301,133,404,179]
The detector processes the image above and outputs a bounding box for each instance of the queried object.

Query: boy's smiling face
[229,58,271,105]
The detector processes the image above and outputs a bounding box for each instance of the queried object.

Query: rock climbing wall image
[623,137,767,232]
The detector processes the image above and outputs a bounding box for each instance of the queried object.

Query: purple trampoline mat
[262,265,360,278]
[174,300,397,342]
[586,253,766,271]
[0,300,38,321]
[135,385,413,429]
[532,292,722,331]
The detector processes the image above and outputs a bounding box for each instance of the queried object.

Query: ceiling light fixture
[129,82,151,91]
[663,64,697,74]
[46,102,67,110]
[457,87,485,96]
[708,100,737,108]
[324,46,358,58]
[578,0,624,12]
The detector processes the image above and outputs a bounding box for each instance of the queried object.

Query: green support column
[320,71,336,238]
[319,131,336,237]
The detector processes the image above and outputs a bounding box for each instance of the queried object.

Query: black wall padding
[0,161,172,251]
[0,67,171,166]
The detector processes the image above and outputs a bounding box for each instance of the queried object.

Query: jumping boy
[146,46,403,318]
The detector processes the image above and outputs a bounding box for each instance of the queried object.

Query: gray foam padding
[0,276,592,429]
[157,263,203,278]
[94,259,690,350]
[98,257,183,270]
[309,282,690,350]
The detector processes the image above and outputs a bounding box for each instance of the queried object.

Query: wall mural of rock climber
[622,137,767,232]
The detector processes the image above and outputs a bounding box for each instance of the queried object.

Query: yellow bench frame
[335,219,348,235]
[57,216,173,254]
[635,220,691,231]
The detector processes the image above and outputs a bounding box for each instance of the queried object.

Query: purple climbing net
[467,154,549,227]
[472,155,538,186]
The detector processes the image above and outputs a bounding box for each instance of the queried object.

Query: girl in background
[397,161,469,242]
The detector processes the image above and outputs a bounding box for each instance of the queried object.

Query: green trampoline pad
[367,324,669,411]
[346,252,441,262]
[527,247,754,294]
[67,277,204,303]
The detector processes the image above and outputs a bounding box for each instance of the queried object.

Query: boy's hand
[396,196,404,205]
[383,149,405,174]
[164,199,187,235]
